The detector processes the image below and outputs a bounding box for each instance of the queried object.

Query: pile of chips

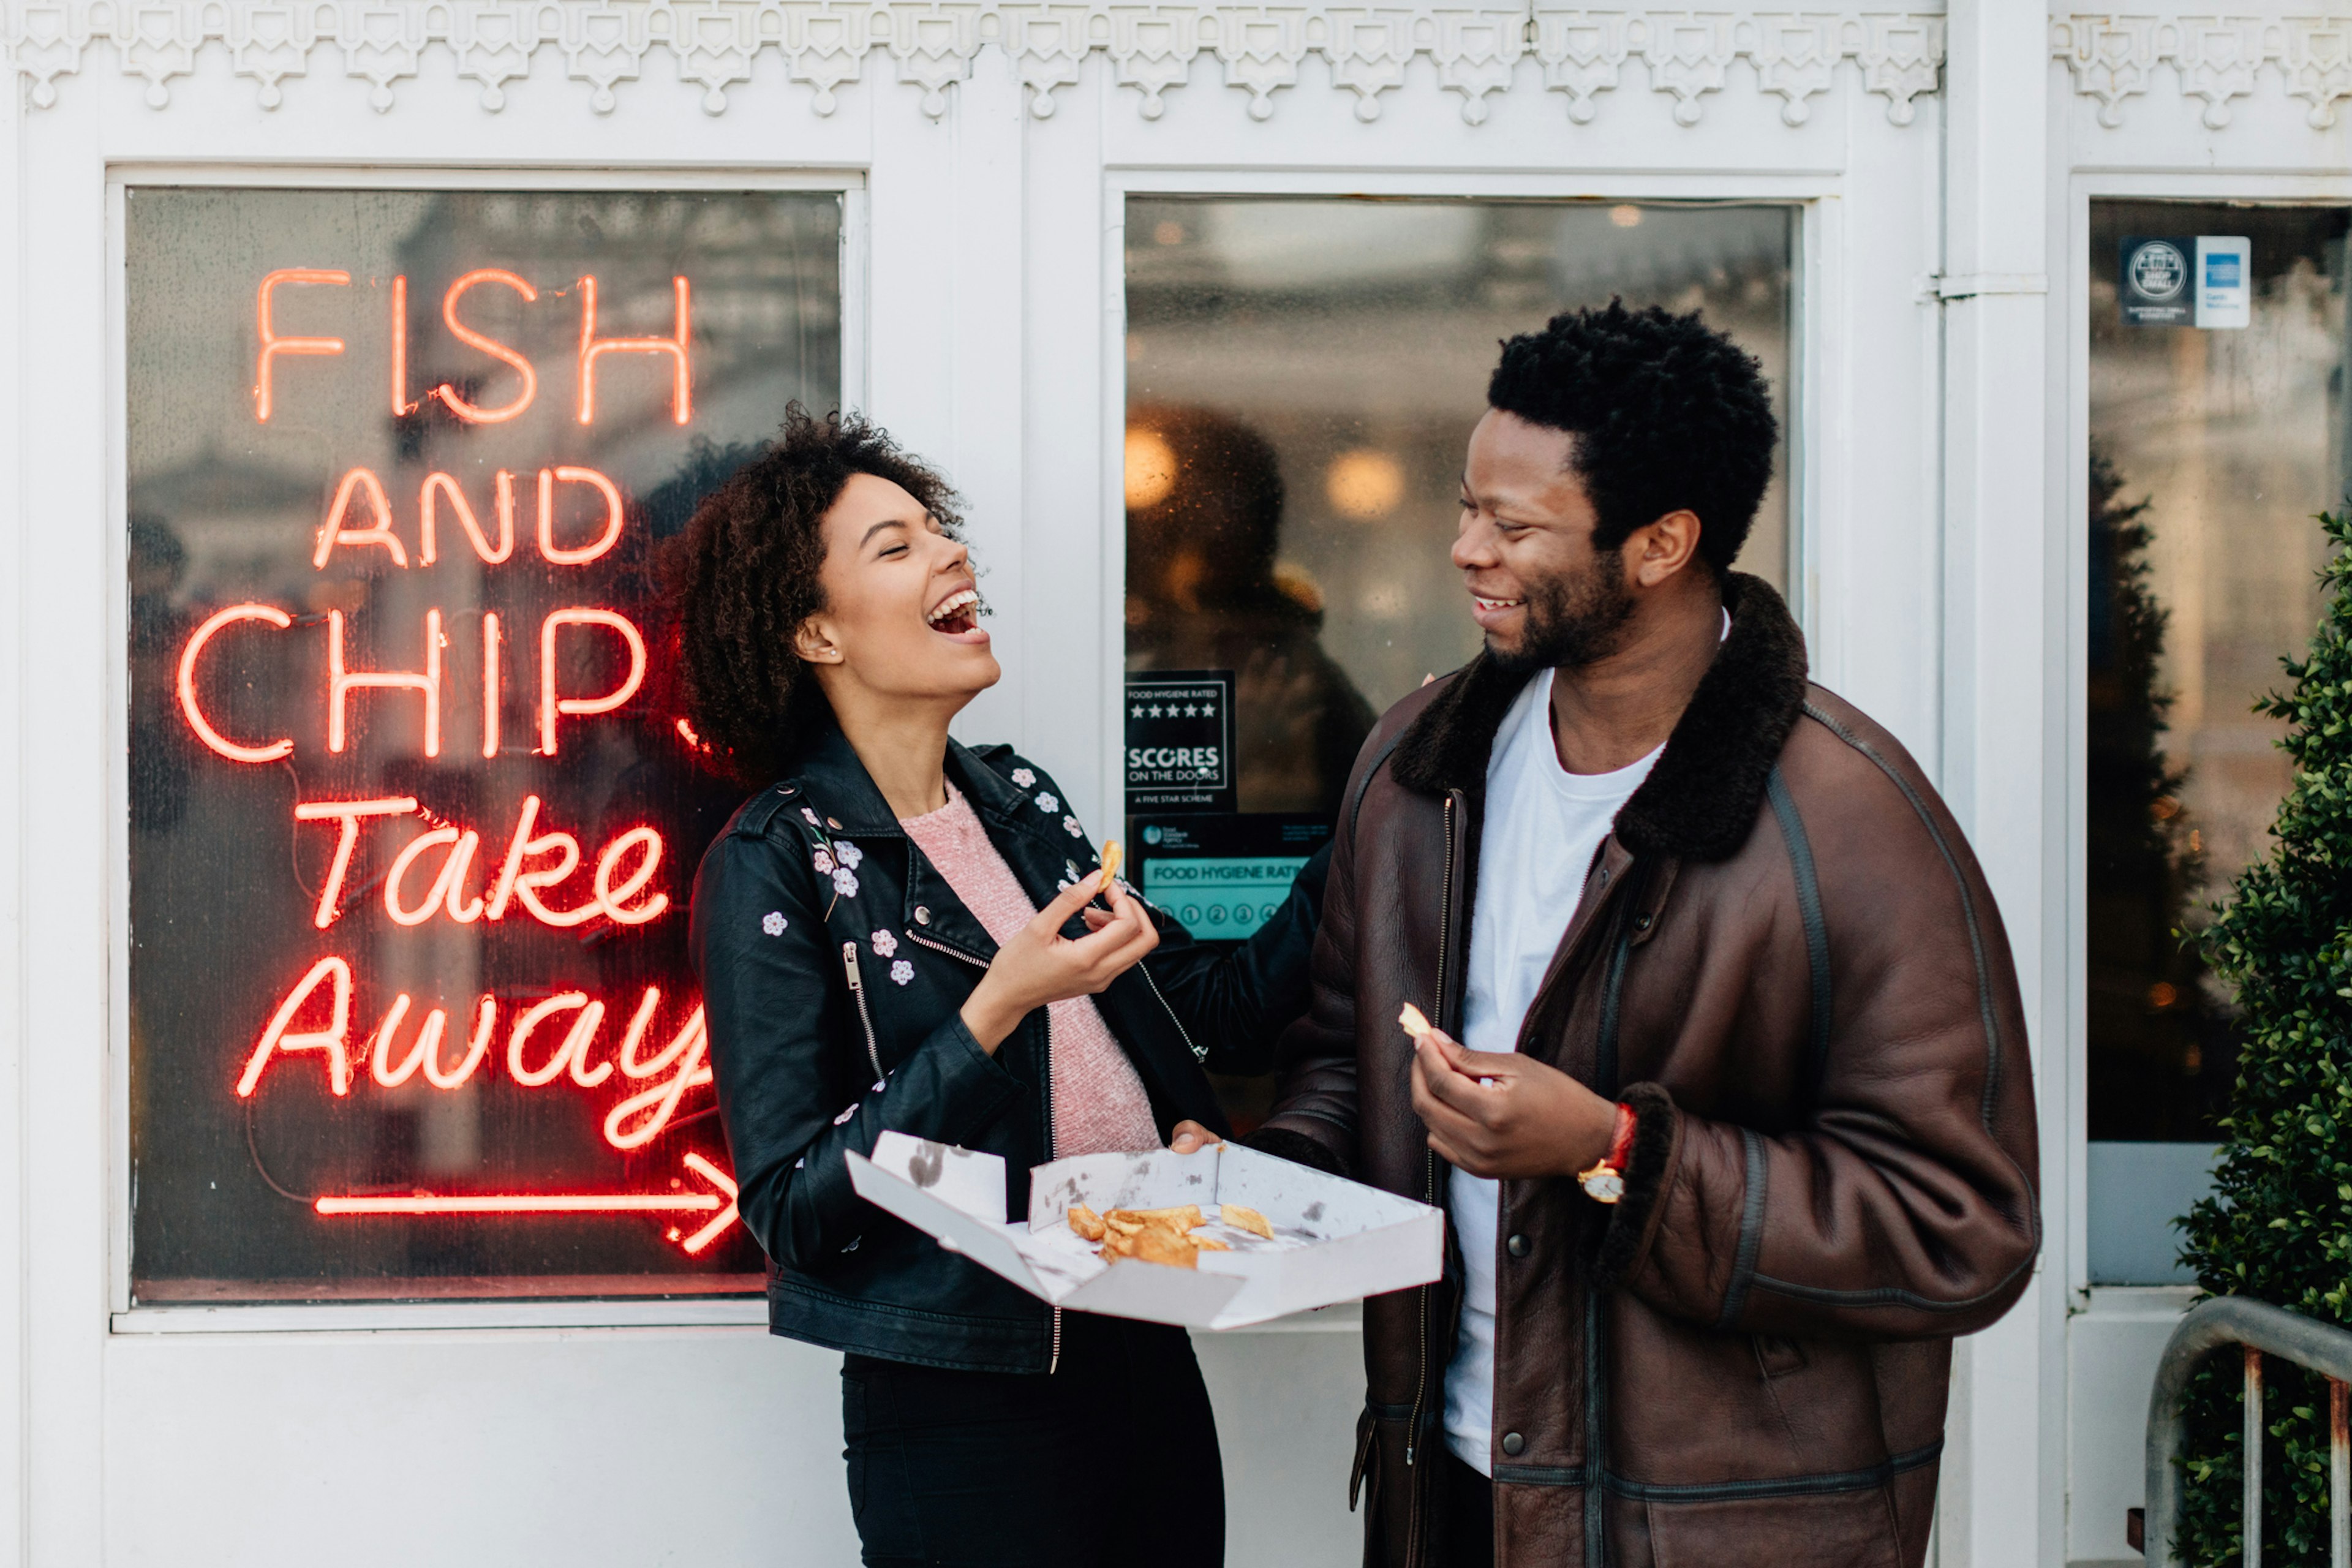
[1068,1202,1275,1269]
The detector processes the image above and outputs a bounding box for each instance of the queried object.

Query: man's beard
[1486,547,1635,677]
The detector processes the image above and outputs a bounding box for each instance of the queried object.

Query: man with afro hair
[1253,303,2039,1567]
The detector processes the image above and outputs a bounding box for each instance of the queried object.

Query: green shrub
[2176,507,2352,1565]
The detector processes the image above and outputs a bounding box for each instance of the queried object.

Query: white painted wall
[100,1316,1365,1567]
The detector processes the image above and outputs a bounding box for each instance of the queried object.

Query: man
[1253,303,2040,1567]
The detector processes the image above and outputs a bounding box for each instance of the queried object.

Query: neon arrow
[313,1153,741,1254]
[676,1153,739,1254]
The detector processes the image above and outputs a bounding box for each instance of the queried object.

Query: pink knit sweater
[899,786,1162,1156]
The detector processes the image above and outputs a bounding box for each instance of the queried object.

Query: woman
[671,408,1322,1568]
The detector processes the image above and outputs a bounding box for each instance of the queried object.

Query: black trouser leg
[841,1314,1224,1568]
[1442,1452,1494,1568]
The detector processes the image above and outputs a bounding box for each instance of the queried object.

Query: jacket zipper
[1044,1008,1061,1374]
[1584,915,1636,1568]
[1139,960,1204,1062]
[840,943,885,1090]
[1403,790,1460,1567]
[895,925,1065,1374]
[906,930,991,969]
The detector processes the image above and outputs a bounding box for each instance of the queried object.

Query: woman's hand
[959,871,1160,1053]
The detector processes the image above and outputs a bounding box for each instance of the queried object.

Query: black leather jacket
[692,720,1326,1373]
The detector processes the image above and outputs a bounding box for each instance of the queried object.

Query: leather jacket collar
[1389,571,1812,862]
[789,718,1047,841]
[783,721,1096,963]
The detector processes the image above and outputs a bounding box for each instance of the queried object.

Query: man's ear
[1629,509,1703,587]
[793,616,842,665]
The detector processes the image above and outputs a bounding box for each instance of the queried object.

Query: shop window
[1123,197,1793,1129]
[127,187,841,1302]
[2084,202,2350,1283]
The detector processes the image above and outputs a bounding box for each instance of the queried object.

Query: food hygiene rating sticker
[1125,670,1236,815]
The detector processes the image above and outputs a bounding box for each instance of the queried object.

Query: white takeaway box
[845,1131,1444,1329]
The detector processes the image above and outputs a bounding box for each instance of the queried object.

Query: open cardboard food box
[846,1131,1445,1329]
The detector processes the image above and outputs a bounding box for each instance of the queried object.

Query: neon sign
[127,188,837,1300]
[207,260,723,1253]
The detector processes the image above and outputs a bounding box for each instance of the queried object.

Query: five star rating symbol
[1126,673,1235,809]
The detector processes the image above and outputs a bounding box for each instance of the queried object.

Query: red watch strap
[1605,1102,1638,1170]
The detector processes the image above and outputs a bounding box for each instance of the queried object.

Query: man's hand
[1410,1026,1617,1180]
[1169,1120,1218,1155]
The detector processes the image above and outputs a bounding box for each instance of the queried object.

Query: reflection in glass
[1125,198,1795,777]
[1125,405,1378,815]
[127,188,840,1301]
[2084,201,2351,1280]
[1125,198,1794,1128]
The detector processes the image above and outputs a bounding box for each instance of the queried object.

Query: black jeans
[842,1311,1224,1567]
[1442,1452,1494,1568]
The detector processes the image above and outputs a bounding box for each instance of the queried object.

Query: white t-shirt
[1441,667,1662,1476]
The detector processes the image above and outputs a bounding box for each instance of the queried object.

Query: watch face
[1583,1169,1626,1204]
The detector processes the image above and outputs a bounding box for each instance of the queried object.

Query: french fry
[1101,1217,1196,1267]
[1398,1002,1434,1039]
[1099,840,1123,886]
[1105,1205,1202,1234]
[1119,1226,1198,1268]
[1190,1235,1231,1253]
[1068,1204,1106,1242]
[1219,1204,1275,1240]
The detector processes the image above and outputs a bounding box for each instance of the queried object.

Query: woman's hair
[664,405,963,786]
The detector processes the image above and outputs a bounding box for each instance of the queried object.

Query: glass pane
[128,187,841,1302]
[1123,197,1795,1128]
[2084,200,2349,1281]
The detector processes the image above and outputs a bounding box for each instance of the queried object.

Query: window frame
[2063,172,2352,1300]
[105,162,868,1335]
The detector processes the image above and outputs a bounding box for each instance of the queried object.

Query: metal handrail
[2143,1296,2352,1567]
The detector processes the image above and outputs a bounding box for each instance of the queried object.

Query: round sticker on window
[2129,240,2188,303]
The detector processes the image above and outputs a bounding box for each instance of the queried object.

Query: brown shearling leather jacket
[1255,575,2040,1568]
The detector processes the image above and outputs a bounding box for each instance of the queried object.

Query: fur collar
[1389,573,1810,863]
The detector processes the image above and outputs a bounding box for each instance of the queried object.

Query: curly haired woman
[670,407,1324,1568]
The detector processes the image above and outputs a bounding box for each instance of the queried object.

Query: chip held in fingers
[1398,1002,1435,1040]
[1099,840,1123,888]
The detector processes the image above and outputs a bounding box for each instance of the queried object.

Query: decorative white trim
[4,1,1944,126]
[2052,13,2352,129]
